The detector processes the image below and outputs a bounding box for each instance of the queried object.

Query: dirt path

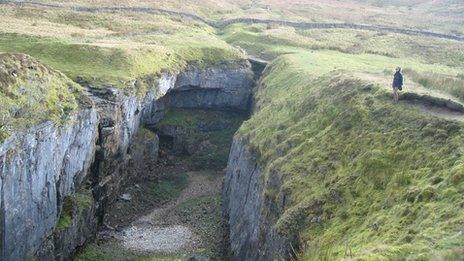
[356,72,464,122]
[90,164,226,260]
[116,171,222,253]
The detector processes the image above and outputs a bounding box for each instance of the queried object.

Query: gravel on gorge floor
[119,225,198,253]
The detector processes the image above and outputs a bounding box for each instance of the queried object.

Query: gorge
[1,1,464,260]
[0,55,277,260]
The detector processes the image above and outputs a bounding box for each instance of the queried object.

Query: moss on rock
[55,191,94,232]
[0,53,87,142]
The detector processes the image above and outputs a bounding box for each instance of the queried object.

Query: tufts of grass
[37,0,464,33]
[221,24,464,68]
[158,109,246,170]
[0,4,244,91]
[75,243,181,261]
[175,195,224,258]
[238,53,464,260]
[176,195,222,231]
[56,196,74,232]
[0,53,87,142]
[55,191,94,232]
[151,172,189,203]
[0,33,242,91]
[403,68,464,101]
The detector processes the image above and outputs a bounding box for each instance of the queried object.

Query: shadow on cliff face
[154,108,248,170]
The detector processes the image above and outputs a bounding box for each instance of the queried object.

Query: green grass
[221,24,464,68]
[237,54,464,259]
[56,192,93,232]
[0,4,244,91]
[0,34,131,84]
[151,173,189,203]
[174,195,224,258]
[0,53,87,142]
[176,195,222,233]
[158,108,245,127]
[158,109,246,170]
[75,243,181,261]
[0,33,242,91]
[402,68,464,101]
[222,23,463,105]
[2,1,463,258]
[38,0,464,33]
[56,209,73,232]
[0,5,243,142]
[244,51,461,113]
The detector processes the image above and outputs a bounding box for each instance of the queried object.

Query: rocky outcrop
[0,108,99,261]
[159,60,254,113]
[85,86,158,218]
[126,128,160,177]
[248,57,268,81]
[0,84,161,260]
[0,59,255,260]
[223,137,294,260]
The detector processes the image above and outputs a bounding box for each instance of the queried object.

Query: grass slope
[221,24,464,67]
[35,0,464,33]
[0,5,243,90]
[238,54,464,259]
[221,23,464,103]
[0,4,242,142]
[0,53,87,142]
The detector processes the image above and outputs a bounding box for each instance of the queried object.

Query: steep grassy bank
[237,54,464,259]
[0,53,88,141]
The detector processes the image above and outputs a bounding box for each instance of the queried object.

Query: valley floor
[73,108,245,260]
[75,157,227,260]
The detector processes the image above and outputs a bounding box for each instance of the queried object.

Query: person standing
[392,67,403,102]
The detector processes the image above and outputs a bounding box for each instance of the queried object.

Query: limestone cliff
[223,137,294,261]
[0,108,98,260]
[158,60,254,114]
[0,58,255,260]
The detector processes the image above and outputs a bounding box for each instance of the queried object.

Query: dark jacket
[393,71,403,88]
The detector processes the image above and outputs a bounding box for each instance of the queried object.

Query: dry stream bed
[74,109,245,261]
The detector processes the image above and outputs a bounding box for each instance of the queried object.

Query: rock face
[159,60,254,112]
[223,137,293,260]
[0,108,99,261]
[0,59,255,260]
[85,87,158,223]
